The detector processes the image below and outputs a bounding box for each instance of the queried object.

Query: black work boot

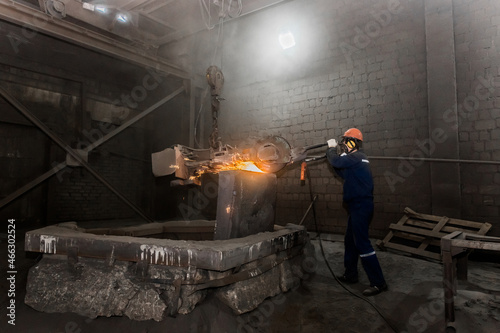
[362,283,388,296]
[337,274,359,284]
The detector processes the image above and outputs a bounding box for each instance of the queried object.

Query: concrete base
[24,223,313,320]
[215,241,315,314]
[25,256,207,321]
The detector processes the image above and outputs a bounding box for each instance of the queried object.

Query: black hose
[304,162,400,333]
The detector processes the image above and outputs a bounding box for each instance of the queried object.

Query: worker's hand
[327,139,338,148]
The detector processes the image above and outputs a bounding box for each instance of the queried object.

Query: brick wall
[209,0,427,237]
[46,123,149,222]
[203,0,499,236]
[454,0,500,231]
[0,24,170,225]
[0,122,49,224]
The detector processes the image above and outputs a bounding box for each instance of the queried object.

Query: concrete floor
[2,232,500,333]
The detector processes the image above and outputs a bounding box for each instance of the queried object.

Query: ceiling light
[82,2,107,14]
[116,13,128,23]
[279,31,295,50]
[82,2,94,11]
[95,5,107,14]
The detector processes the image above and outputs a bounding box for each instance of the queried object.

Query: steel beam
[85,85,185,151]
[0,0,190,79]
[84,220,216,236]
[25,223,308,271]
[441,231,500,325]
[0,161,66,209]
[189,80,196,147]
[153,0,292,45]
[0,86,153,222]
[0,86,184,212]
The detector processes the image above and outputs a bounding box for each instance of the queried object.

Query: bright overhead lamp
[82,3,107,14]
[116,13,129,23]
[278,30,296,50]
[82,2,106,14]
[82,2,94,11]
[95,5,107,14]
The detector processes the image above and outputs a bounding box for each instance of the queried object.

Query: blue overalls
[326,148,386,287]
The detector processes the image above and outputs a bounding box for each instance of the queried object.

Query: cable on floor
[303,161,400,333]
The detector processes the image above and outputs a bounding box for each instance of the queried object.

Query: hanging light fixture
[95,5,107,14]
[116,13,129,23]
[278,30,296,50]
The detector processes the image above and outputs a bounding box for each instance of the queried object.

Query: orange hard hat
[343,128,363,141]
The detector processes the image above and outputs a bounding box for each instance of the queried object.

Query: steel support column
[424,0,461,217]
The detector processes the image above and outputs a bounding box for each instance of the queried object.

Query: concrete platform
[2,232,500,332]
[22,222,311,319]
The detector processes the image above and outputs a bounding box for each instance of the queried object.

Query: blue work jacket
[326,148,374,203]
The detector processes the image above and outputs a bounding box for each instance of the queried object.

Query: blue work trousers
[344,199,386,287]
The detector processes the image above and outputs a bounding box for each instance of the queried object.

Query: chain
[209,97,221,150]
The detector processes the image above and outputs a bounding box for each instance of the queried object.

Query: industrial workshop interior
[1,0,500,332]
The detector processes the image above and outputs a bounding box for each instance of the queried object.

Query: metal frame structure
[24,221,309,317]
[441,231,500,326]
[0,0,190,80]
[25,222,307,271]
[0,85,185,222]
[0,0,200,222]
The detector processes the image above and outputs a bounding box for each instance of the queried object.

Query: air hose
[301,159,400,333]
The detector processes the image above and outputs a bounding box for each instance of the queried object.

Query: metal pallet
[376,207,492,261]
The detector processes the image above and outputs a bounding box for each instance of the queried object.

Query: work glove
[327,139,338,148]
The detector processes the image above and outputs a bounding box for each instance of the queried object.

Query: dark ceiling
[0,0,288,78]
[38,0,289,47]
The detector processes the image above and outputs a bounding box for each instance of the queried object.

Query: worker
[326,128,387,296]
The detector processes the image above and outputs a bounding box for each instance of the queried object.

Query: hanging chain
[209,97,221,150]
[206,66,224,150]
